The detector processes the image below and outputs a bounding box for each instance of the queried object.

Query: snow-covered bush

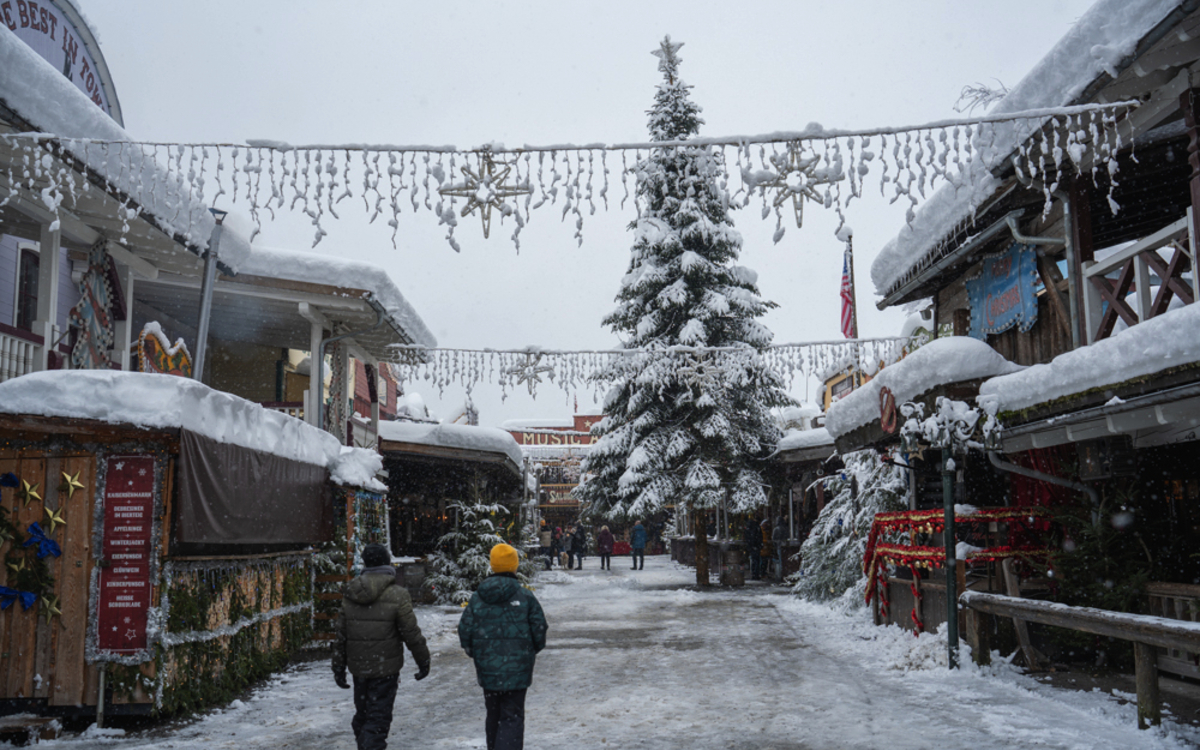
[791,450,907,603]
[426,499,534,604]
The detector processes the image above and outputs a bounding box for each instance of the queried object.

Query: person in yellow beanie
[458,544,548,750]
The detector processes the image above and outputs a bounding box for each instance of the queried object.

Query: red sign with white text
[97,455,155,654]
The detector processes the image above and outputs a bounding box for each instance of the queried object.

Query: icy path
[44,556,1200,749]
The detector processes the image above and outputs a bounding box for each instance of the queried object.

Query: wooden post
[1134,641,1162,730]
[967,608,991,666]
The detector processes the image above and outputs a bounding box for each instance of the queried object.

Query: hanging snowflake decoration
[756,144,841,230]
[437,150,532,241]
[502,350,556,395]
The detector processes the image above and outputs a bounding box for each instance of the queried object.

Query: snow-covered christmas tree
[791,450,907,604]
[576,36,791,586]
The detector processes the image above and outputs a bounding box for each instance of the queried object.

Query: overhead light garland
[0,101,1134,252]
[389,337,913,400]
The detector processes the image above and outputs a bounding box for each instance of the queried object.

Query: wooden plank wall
[0,450,98,707]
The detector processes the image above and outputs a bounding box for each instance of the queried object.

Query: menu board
[97,455,155,654]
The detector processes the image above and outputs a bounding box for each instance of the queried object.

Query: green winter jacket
[333,570,430,679]
[458,573,548,691]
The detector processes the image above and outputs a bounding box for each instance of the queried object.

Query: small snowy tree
[791,450,907,604]
[426,487,535,604]
[577,36,791,586]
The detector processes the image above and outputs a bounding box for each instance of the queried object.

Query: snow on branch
[0,101,1135,251]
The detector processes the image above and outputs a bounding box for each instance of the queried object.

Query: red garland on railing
[862,507,1051,633]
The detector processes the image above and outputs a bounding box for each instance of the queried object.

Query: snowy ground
[21,556,1200,749]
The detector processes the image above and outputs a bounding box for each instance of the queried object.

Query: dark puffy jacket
[630,523,648,549]
[458,573,548,691]
[597,528,615,554]
[333,570,430,679]
[572,527,588,555]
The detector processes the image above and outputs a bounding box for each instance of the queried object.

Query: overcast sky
[82,0,1093,427]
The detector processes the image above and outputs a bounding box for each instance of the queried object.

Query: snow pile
[826,337,1023,439]
[213,210,257,272]
[502,417,576,430]
[0,27,214,250]
[237,246,436,347]
[871,0,1181,297]
[0,371,341,468]
[776,426,834,453]
[377,420,524,468]
[978,303,1200,413]
[329,446,386,492]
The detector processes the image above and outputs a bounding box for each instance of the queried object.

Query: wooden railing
[1083,210,1199,343]
[0,325,42,383]
[1146,582,1200,680]
[260,401,305,419]
[960,590,1200,730]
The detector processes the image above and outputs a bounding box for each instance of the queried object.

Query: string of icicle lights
[387,336,920,401]
[0,101,1136,252]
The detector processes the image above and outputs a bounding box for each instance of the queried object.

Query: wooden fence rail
[960,590,1200,730]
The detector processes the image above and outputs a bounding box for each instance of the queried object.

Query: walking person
[332,543,431,750]
[772,516,788,582]
[538,521,553,570]
[550,527,563,569]
[760,518,773,580]
[597,525,614,570]
[561,525,575,570]
[458,544,549,750]
[744,514,762,580]
[571,524,587,570]
[630,519,647,570]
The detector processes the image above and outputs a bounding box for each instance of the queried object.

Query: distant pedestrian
[459,544,549,750]
[332,543,431,750]
[551,527,563,569]
[562,525,576,569]
[538,521,553,570]
[745,514,762,580]
[630,520,647,570]
[597,525,614,570]
[772,517,788,581]
[760,519,773,579]
[571,525,587,570]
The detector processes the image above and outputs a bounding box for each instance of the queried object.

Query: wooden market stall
[0,370,358,718]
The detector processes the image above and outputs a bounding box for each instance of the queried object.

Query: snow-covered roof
[331,446,387,492]
[377,420,524,468]
[0,26,213,250]
[826,337,1023,440]
[776,427,834,453]
[978,303,1200,414]
[871,0,1183,299]
[0,371,342,467]
[238,246,436,348]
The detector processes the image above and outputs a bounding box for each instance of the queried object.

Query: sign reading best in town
[2,0,115,116]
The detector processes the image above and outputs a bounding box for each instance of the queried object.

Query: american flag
[840,241,857,339]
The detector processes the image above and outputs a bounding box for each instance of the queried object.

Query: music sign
[97,455,155,654]
[966,242,1039,340]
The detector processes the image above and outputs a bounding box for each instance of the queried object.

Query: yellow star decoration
[58,471,84,499]
[437,152,532,239]
[759,145,840,229]
[16,480,41,507]
[6,556,26,575]
[40,594,62,623]
[44,506,67,533]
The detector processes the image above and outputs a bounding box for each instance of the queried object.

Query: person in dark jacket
[333,543,431,750]
[561,525,576,570]
[596,525,615,570]
[630,520,648,570]
[459,543,548,750]
[571,525,587,570]
[551,527,564,568]
[745,514,762,580]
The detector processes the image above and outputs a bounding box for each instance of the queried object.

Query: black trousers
[631,548,644,569]
[484,688,527,750]
[352,674,399,750]
[599,553,611,569]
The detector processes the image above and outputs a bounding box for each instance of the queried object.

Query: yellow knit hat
[490,543,519,574]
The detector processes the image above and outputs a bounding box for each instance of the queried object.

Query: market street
[43,556,1200,749]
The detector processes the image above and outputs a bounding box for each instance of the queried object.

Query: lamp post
[192,208,226,382]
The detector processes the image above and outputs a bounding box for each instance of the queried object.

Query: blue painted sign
[966,242,1039,339]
